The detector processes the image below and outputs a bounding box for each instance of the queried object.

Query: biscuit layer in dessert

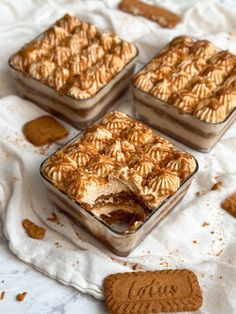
[42,112,196,230]
[10,14,137,100]
[133,36,236,123]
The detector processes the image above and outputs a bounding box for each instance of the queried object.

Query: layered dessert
[133,36,236,152]
[41,112,197,232]
[9,14,138,128]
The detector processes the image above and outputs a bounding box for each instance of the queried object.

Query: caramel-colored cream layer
[10,14,137,100]
[133,36,236,123]
[42,112,196,229]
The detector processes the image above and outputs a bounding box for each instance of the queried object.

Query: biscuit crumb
[201,221,210,227]
[216,249,223,257]
[22,219,46,240]
[55,242,62,248]
[192,240,197,244]
[0,291,5,300]
[47,213,60,224]
[23,116,68,146]
[16,292,27,302]
[132,263,138,270]
[211,181,223,191]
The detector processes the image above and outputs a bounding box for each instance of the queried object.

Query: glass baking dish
[132,36,236,153]
[8,17,139,130]
[39,128,198,257]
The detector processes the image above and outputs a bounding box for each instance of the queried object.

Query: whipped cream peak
[87,155,115,178]
[190,40,217,60]
[56,14,81,33]
[121,123,154,147]
[194,98,226,123]
[150,79,174,101]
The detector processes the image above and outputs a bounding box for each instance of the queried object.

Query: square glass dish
[132,35,236,152]
[40,111,198,256]
[8,14,138,129]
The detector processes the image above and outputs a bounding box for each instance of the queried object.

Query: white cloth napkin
[0,0,236,313]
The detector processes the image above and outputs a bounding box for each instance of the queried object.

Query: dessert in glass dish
[132,36,236,152]
[40,111,198,256]
[9,14,138,129]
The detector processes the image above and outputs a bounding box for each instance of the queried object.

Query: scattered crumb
[218,238,223,241]
[16,292,27,302]
[132,263,138,270]
[123,261,128,266]
[211,181,223,191]
[210,231,215,234]
[159,261,169,268]
[201,222,210,227]
[192,240,197,244]
[219,276,223,279]
[196,191,204,196]
[216,249,223,257]
[47,213,60,225]
[72,261,80,267]
[54,242,62,248]
[1,280,4,283]
[22,219,46,240]
[0,291,5,300]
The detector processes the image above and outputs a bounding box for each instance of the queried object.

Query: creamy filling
[79,178,147,228]
[135,100,222,151]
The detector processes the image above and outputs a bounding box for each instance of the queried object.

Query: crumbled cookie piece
[16,292,27,302]
[211,181,223,190]
[23,116,68,146]
[22,219,46,240]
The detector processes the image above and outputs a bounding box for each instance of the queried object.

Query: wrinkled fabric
[0,1,236,312]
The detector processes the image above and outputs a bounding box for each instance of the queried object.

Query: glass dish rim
[39,126,199,236]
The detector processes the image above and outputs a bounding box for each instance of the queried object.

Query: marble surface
[0,220,106,314]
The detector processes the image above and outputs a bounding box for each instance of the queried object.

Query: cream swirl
[168,71,190,90]
[103,112,133,135]
[190,40,217,60]
[194,98,226,123]
[47,67,70,90]
[150,79,174,101]
[166,154,196,181]
[203,65,225,86]
[147,171,180,196]
[56,14,81,33]
[170,90,198,114]
[87,155,115,178]
[121,123,154,147]
[43,155,77,186]
[83,126,113,152]
[190,77,215,99]
[133,71,157,92]
[65,143,97,167]
[104,139,126,163]
[29,60,56,81]
[43,26,69,46]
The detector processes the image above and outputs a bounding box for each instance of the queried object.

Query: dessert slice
[42,112,197,231]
